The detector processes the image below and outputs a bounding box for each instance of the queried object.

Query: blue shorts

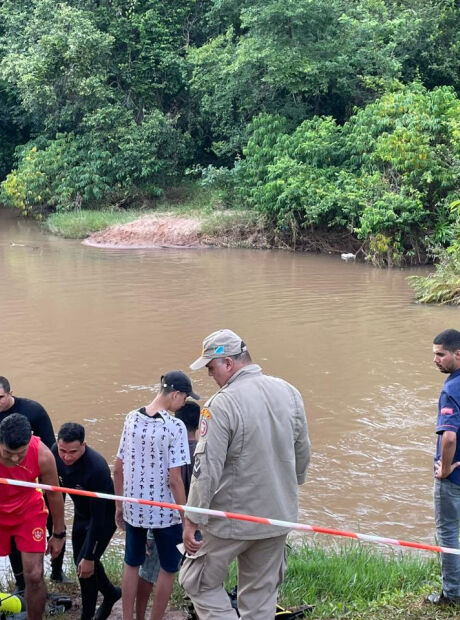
[125,522,183,573]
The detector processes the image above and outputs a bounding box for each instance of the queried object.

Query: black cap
[161,370,200,400]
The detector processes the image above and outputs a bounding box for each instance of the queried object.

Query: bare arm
[169,466,186,515]
[113,456,125,530]
[38,442,65,558]
[436,431,460,479]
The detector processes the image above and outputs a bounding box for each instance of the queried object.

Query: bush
[232,83,460,264]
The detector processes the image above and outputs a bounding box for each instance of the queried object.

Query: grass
[408,250,460,305]
[44,209,145,239]
[42,182,272,248]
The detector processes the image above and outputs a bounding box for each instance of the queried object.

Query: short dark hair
[0,377,11,393]
[176,401,201,432]
[433,329,460,353]
[229,350,252,364]
[0,414,32,449]
[57,422,85,444]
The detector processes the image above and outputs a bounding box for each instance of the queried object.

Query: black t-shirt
[52,444,116,560]
[0,397,55,448]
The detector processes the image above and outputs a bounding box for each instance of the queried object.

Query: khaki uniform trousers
[179,531,287,620]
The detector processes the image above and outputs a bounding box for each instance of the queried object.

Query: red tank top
[0,435,47,524]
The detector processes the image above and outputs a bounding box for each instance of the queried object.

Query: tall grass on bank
[43,183,224,239]
[408,250,460,305]
[279,541,439,617]
[45,209,144,239]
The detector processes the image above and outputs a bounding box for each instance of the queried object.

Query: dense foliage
[1,0,460,264]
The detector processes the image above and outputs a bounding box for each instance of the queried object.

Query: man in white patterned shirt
[114,371,199,620]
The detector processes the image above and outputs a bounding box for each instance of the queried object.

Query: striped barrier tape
[0,476,457,556]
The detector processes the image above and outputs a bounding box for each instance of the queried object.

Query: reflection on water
[1,208,458,550]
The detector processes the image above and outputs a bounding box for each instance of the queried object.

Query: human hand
[183,518,203,555]
[78,558,95,579]
[435,459,460,479]
[46,535,65,560]
[115,508,125,531]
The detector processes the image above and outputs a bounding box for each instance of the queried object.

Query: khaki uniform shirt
[185,364,310,539]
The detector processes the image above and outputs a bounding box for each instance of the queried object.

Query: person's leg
[236,534,287,620]
[179,531,241,620]
[122,564,141,620]
[9,539,25,592]
[21,551,46,620]
[73,529,99,620]
[136,532,159,620]
[435,479,460,600]
[149,524,184,620]
[122,523,148,620]
[150,569,175,620]
[136,577,154,620]
[92,530,121,620]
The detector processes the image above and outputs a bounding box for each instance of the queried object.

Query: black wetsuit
[52,444,118,620]
[0,397,55,448]
[0,396,64,584]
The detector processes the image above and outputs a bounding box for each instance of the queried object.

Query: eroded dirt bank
[82,215,204,249]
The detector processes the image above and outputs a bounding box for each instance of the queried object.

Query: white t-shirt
[117,408,190,528]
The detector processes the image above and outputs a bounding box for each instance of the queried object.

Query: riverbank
[42,184,360,254]
[2,542,452,619]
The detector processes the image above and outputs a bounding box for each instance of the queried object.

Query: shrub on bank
[228,83,460,265]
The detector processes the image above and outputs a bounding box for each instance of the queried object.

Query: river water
[1,208,458,550]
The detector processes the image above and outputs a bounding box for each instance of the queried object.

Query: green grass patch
[43,183,226,239]
[278,541,440,617]
[44,209,145,239]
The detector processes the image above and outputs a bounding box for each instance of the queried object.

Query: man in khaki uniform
[179,329,310,620]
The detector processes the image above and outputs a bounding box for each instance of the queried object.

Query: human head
[175,401,200,433]
[159,370,200,412]
[433,329,460,374]
[0,413,32,466]
[190,329,252,388]
[0,376,14,413]
[57,422,86,466]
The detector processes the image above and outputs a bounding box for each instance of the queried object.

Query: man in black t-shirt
[53,422,121,620]
[0,376,68,589]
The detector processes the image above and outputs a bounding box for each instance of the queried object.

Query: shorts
[0,510,48,556]
[125,522,183,573]
[139,530,161,584]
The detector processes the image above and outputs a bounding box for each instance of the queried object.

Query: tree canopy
[1,0,459,262]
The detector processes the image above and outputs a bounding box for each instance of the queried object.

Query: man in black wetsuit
[0,376,67,589]
[53,422,121,620]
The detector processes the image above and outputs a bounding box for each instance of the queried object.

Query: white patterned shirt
[117,408,190,528]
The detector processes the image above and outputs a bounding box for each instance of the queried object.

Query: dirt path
[82,215,204,249]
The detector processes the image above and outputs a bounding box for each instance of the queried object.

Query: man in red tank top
[0,414,66,620]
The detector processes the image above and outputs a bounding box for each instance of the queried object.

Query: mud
[82,216,204,249]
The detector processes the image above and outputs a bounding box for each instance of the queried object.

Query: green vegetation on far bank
[1,0,460,278]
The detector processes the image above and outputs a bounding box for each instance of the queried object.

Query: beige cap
[190,329,248,370]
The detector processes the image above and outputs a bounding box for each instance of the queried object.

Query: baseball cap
[190,329,248,370]
[161,371,200,400]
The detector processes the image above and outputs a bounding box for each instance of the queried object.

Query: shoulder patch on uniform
[201,408,212,419]
[200,418,208,437]
[441,407,454,415]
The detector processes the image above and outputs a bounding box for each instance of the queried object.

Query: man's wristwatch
[52,530,67,539]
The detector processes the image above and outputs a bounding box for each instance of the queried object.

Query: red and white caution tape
[0,477,457,556]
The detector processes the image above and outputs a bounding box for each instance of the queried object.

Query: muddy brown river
[1,208,458,550]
